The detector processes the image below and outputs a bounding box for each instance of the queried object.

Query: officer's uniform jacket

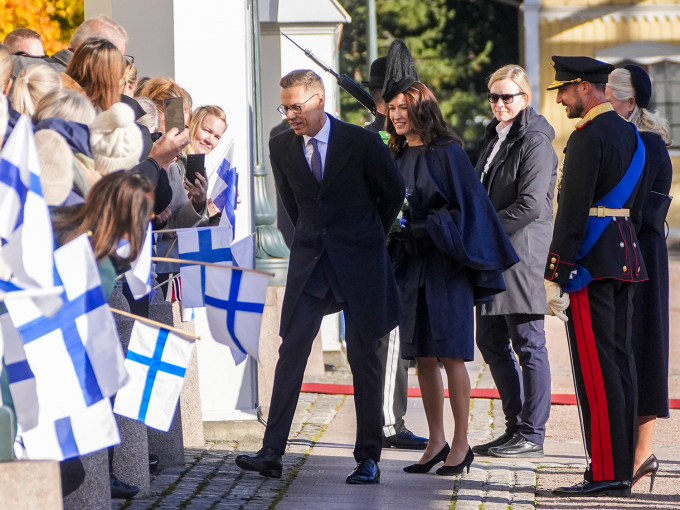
[545,102,648,289]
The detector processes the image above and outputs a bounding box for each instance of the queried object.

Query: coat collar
[285,115,352,196]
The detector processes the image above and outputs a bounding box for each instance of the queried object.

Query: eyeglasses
[488,92,525,104]
[124,54,135,65]
[277,94,319,115]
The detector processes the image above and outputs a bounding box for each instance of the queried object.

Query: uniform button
[551,257,557,263]
[633,242,637,248]
[321,228,327,235]
[313,256,319,260]
[623,266,628,272]
[637,267,641,273]
[620,242,625,248]
[555,272,558,278]
[549,264,555,269]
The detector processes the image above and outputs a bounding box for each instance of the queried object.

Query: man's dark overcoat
[269,115,405,343]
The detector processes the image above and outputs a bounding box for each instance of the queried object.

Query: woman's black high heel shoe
[632,454,659,493]
[403,444,450,473]
[435,446,474,476]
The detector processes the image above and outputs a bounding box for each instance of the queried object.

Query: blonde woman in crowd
[606,65,673,492]
[121,56,137,98]
[155,105,227,286]
[33,88,96,125]
[10,64,62,116]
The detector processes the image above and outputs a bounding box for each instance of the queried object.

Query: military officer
[544,56,648,497]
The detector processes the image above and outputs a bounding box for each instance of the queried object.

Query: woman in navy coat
[385,81,518,475]
[606,65,673,492]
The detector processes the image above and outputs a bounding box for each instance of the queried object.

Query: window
[648,61,680,145]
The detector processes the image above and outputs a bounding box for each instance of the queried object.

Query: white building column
[85,0,259,422]
[522,0,541,112]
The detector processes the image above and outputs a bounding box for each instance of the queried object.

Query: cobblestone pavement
[111,393,345,510]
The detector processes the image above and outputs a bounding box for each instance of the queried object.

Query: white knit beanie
[89,102,143,175]
[35,130,74,206]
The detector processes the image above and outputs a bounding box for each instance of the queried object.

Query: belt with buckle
[588,206,630,217]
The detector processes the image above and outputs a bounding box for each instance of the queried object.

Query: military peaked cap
[547,56,615,90]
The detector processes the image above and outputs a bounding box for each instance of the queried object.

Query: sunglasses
[488,92,525,104]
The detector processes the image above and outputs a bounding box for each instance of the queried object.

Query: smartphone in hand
[164,97,185,133]
[185,153,206,185]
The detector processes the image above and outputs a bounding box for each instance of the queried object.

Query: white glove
[544,279,570,322]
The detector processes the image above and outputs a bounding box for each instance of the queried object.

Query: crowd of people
[0,16,231,499]
[0,13,673,503]
[235,40,673,499]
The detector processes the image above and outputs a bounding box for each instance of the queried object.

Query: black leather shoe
[346,459,380,484]
[149,453,159,473]
[235,447,283,479]
[110,475,139,499]
[488,434,544,458]
[552,479,631,497]
[632,454,659,493]
[471,431,515,456]
[382,429,428,450]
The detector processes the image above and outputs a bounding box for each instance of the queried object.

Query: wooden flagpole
[109,308,200,341]
[151,257,274,277]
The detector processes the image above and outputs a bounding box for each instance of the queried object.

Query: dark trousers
[476,312,551,444]
[377,328,409,437]
[566,280,637,482]
[263,290,383,462]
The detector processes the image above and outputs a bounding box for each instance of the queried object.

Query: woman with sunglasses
[472,65,558,458]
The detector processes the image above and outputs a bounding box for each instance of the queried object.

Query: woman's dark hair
[65,37,125,112]
[51,171,154,262]
[385,82,463,158]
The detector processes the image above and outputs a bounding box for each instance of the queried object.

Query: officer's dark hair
[385,81,463,158]
[590,82,606,93]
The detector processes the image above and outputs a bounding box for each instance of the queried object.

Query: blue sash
[564,128,646,292]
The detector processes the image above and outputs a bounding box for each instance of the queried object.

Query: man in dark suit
[235,70,405,484]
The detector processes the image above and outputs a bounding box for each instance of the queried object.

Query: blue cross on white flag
[208,140,237,240]
[204,265,269,365]
[4,234,128,420]
[120,223,153,300]
[0,314,39,433]
[177,226,233,309]
[0,115,55,292]
[20,398,120,461]
[113,321,195,432]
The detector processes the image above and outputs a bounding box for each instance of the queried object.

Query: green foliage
[339,0,519,156]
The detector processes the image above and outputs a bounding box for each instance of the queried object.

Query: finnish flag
[204,265,269,365]
[0,115,55,292]
[113,321,195,432]
[208,140,237,239]
[4,234,128,420]
[0,314,39,433]
[20,398,120,461]
[121,223,153,300]
[177,226,233,309]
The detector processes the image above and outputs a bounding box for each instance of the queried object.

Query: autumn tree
[0,0,84,54]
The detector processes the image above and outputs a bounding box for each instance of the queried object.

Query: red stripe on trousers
[570,288,615,481]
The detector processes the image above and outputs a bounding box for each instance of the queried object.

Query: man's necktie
[309,138,322,183]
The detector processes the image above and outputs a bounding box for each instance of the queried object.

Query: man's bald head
[70,15,128,54]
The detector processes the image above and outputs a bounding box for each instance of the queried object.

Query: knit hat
[382,40,419,103]
[35,130,74,206]
[89,102,143,175]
